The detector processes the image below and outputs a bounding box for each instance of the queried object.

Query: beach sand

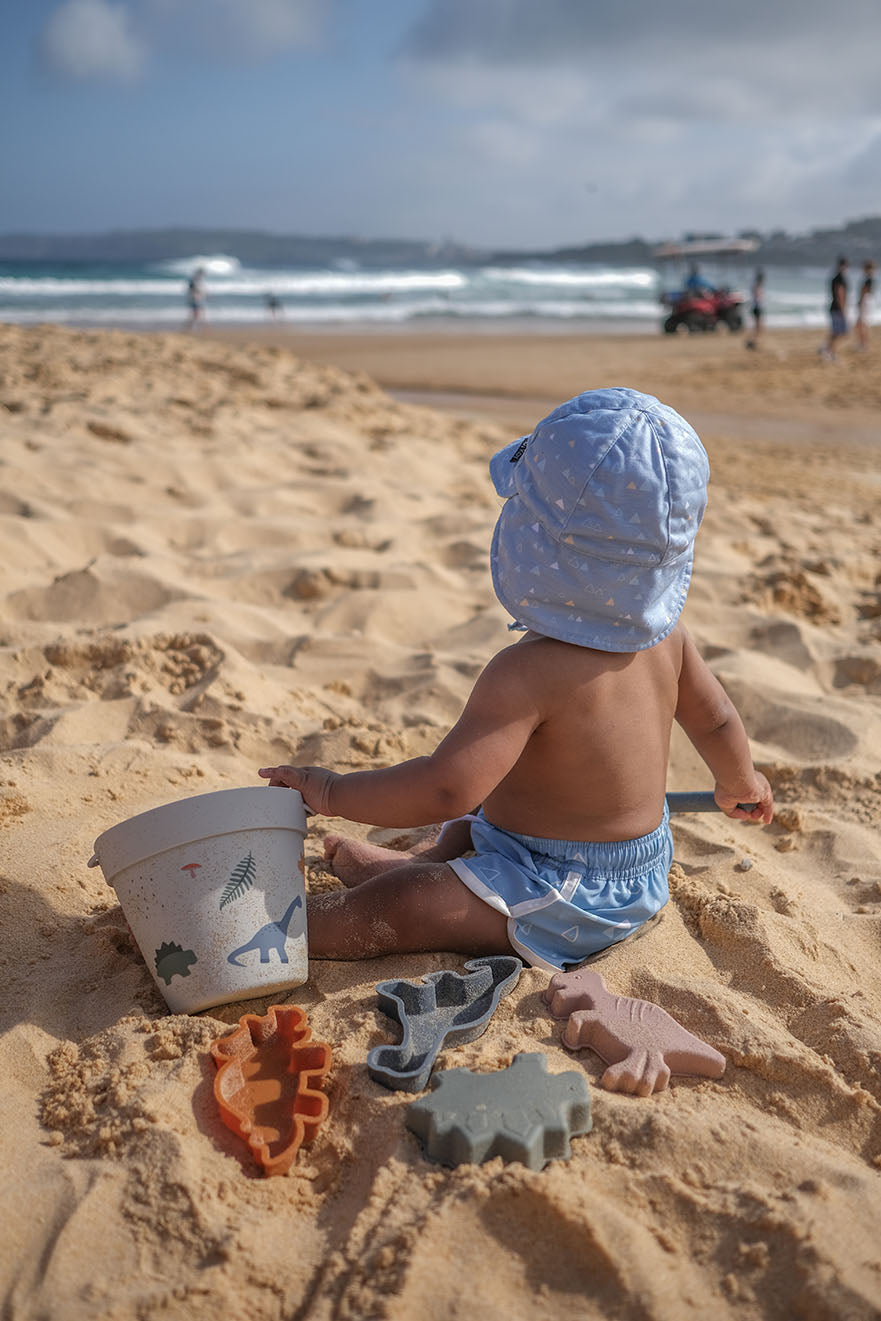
[1,321,880,1320]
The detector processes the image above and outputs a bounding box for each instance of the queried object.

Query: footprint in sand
[856,592,881,621]
[85,420,132,444]
[832,653,881,692]
[6,565,178,626]
[0,493,35,517]
[752,704,857,761]
[749,619,815,671]
[718,683,858,763]
[439,540,488,570]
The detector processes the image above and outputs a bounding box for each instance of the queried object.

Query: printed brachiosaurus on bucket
[227,896,304,967]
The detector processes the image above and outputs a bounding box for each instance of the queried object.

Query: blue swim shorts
[448,806,672,971]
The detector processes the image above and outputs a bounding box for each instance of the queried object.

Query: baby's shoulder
[516,628,684,665]
[489,627,686,682]
[492,633,631,685]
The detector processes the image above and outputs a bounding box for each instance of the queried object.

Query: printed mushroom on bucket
[88,786,309,1013]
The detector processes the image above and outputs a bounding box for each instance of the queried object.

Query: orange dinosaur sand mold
[210,1004,331,1175]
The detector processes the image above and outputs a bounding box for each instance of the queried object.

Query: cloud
[144,0,322,59]
[402,0,881,65]
[389,0,881,244]
[38,0,323,81]
[233,0,320,51]
[39,0,146,82]
[400,0,881,119]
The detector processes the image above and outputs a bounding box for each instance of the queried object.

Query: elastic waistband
[477,801,671,871]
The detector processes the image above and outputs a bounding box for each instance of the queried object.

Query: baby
[260,387,773,969]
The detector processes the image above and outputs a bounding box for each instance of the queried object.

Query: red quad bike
[654,236,758,335]
[662,286,745,334]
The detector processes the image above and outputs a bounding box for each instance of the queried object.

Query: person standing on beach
[855,260,875,352]
[745,268,764,350]
[186,268,206,329]
[820,257,848,360]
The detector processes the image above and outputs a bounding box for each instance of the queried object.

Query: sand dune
[1,322,880,1320]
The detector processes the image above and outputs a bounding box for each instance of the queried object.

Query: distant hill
[0,218,878,267]
[489,216,881,268]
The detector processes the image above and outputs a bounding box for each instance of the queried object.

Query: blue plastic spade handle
[666,791,758,814]
[307,791,752,820]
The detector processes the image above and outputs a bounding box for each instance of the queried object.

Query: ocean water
[0,252,850,333]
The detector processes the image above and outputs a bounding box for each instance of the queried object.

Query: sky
[2,0,881,249]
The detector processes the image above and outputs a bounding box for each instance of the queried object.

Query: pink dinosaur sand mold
[210,1004,331,1176]
[543,969,726,1097]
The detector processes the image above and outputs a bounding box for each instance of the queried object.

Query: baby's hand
[258,765,339,816]
[714,771,774,824]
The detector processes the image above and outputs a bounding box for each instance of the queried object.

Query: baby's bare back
[482,629,683,843]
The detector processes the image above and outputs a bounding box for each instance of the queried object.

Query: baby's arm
[674,628,773,824]
[259,645,542,827]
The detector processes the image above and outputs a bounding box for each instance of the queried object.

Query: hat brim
[490,498,693,652]
[489,436,530,498]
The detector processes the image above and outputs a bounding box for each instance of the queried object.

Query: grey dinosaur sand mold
[367,956,522,1092]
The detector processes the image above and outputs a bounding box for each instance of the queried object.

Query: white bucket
[89,786,308,1013]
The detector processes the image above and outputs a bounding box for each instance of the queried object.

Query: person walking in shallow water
[745,268,764,350]
[186,267,206,329]
[820,257,848,360]
[855,260,875,352]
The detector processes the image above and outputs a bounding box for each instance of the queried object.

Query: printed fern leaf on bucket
[220,851,256,909]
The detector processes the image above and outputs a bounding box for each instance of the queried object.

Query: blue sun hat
[489,387,709,652]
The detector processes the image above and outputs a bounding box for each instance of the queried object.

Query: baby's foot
[323,835,412,887]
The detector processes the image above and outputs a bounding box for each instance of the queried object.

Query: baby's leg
[307,858,511,960]
[323,817,474,888]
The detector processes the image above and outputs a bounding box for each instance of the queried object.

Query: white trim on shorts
[449,857,588,972]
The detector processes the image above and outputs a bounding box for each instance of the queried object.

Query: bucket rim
[90,785,307,883]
